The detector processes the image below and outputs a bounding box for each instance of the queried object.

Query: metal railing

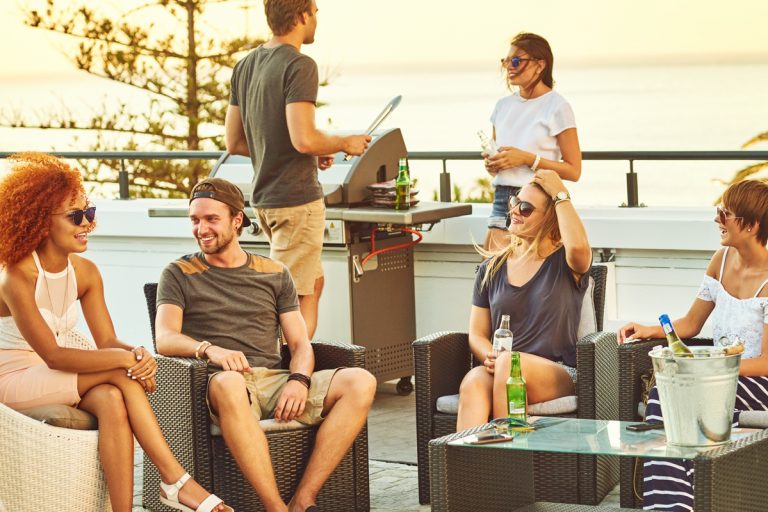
[1,150,767,206]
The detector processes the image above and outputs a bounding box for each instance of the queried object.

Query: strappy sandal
[160,472,233,512]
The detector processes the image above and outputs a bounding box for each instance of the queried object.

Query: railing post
[119,159,130,200]
[626,160,639,207]
[439,159,451,202]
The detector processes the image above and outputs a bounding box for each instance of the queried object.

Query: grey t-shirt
[157,252,299,369]
[230,44,323,209]
[472,247,589,367]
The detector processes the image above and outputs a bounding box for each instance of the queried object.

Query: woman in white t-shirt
[483,32,582,251]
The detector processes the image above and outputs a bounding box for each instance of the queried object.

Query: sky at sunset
[1,0,767,79]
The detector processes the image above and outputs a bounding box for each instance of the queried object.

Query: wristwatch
[553,190,571,205]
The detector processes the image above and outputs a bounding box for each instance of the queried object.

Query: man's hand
[205,346,252,373]
[318,155,335,170]
[273,380,309,421]
[342,134,372,156]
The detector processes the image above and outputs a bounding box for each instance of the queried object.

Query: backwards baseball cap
[189,178,252,227]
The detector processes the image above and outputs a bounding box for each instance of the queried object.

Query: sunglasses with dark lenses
[59,206,96,225]
[716,206,742,225]
[500,56,535,69]
[509,196,536,218]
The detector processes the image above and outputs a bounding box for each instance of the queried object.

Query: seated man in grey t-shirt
[155,178,376,512]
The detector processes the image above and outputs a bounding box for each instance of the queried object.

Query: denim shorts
[488,185,521,230]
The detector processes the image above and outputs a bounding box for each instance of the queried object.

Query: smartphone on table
[464,430,514,444]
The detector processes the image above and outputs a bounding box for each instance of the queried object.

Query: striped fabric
[643,378,768,511]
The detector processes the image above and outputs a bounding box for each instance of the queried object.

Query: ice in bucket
[649,345,741,446]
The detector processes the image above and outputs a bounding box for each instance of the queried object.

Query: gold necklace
[41,259,69,339]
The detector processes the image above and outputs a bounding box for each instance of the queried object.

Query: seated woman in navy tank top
[457,169,592,430]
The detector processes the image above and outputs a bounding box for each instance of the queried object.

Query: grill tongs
[343,95,402,161]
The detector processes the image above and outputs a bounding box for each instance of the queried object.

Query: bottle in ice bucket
[492,314,513,357]
[477,130,498,157]
[507,351,527,421]
[395,157,410,211]
[659,314,693,357]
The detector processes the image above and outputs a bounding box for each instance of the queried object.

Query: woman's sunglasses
[716,206,742,225]
[500,56,535,69]
[509,196,536,218]
[56,206,96,226]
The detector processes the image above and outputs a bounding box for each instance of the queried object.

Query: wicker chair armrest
[576,331,619,420]
[148,355,213,490]
[311,340,366,370]
[413,331,472,406]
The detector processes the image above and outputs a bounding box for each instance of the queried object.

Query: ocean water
[2,63,767,206]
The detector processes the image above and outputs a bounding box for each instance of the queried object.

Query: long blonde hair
[478,183,562,290]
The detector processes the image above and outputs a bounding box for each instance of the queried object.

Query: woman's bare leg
[77,370,228,511]
[457,365,494,430]
[492,351,575,417]
[78,384,134,512]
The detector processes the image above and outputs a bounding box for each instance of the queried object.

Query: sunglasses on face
[500,56,535,69]
[57,206,96,226]
[716,206,742,225]
[509,196,536,218]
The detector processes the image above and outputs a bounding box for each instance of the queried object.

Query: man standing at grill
[156,178,377,512]
[225,0,371,339]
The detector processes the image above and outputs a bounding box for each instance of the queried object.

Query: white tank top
[696,247,768,359]
[0,251,79,350]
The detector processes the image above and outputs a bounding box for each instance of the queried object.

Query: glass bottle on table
[507,351,527,421]
[395,157,410,211]
[492,314,513,357]
[659,314,693,357]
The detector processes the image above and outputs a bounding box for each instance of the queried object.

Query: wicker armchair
[142,283,370,512]
[0,331,111,512]
[414,265,620,506]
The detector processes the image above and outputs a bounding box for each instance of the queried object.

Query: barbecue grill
[150,128,471,394]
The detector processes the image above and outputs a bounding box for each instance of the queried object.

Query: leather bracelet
[288,372,312,389]
[195,340,212,360]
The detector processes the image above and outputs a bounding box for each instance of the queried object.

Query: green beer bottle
[395,158,410,211]
[659,314,693,357]
[507,351,527,421]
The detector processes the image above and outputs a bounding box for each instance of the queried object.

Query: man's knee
[208,371,248,412]
[334,368,376,405]
[459,367,490,398]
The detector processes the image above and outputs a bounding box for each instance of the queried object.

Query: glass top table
[447,417,762,460]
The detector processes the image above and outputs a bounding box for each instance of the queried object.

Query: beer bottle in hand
[659,314,693,357]
[395,158,411,211]
[507,351,527,421]
[492,314,513,357]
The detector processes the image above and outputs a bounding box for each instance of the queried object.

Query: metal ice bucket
[650,346,741,447]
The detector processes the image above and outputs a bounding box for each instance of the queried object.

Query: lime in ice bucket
[649,346,741,447]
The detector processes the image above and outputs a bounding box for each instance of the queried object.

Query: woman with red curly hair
[0,153,231,512]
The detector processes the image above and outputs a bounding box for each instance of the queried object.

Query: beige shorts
[255,199,325,296]
[207,367,339,426]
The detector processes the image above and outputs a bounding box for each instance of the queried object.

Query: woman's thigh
[0,353,79,409]
[518,352,575,403]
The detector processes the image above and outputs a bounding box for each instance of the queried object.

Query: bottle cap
[658,314,671,325]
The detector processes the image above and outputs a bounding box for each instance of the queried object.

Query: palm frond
[742,132,768,148]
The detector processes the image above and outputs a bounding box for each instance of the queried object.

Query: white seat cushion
[577,276,597,340]
[734,410,768,428]
[435,393,577,416]
[211,419,310,436]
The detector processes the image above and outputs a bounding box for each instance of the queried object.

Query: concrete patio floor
[132,379,620,511]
